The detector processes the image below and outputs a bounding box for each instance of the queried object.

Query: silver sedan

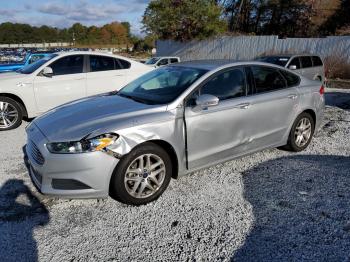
[25,60,325,205]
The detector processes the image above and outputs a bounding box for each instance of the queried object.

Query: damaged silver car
[25,60,325,205]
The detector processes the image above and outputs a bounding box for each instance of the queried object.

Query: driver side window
[49,55,84,76]
[157,59,169,66]
[200,67,246,101]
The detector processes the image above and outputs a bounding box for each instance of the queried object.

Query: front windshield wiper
[118,93,154,105]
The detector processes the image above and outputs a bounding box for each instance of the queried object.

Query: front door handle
[235,103,251,109]
[287,94,298,100]
[74,78,85,80]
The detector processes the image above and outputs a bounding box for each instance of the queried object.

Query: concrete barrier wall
[156,36,350,61]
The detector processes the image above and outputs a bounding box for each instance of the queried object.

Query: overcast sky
[0,0,149,35]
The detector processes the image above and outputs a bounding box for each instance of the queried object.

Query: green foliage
[0,22,131,45]
[142,0,227,41]
[132,35,157,52]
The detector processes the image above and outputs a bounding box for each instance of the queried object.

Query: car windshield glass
[145,57,160,65]
[257,56,290,67]
[118,66,208,105]
[18,54,57,74]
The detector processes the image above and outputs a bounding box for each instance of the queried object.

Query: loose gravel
[0,89,349,262]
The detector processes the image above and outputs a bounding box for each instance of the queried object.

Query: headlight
[46,134,118,154]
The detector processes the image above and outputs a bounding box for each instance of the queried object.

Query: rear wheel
[0,96,23,131]
[110,142,172,205]
[283,112,315,152]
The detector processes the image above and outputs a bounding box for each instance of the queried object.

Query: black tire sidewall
[0,96,23,131]
[288,112,315,152]
[110,142,172,205]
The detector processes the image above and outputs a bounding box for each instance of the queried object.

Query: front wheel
[0,96,23,131]
[110,142,172,205]
[283,112,315,152]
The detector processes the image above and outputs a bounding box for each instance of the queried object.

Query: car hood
[0,63,23,70]
[0,71,27,81]
[34,94,164,142]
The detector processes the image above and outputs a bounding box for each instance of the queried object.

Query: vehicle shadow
[325,91,350,111]
[233,155,350,261]
[0,179,49,262]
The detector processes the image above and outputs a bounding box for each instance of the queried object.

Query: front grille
[27,141,45,165]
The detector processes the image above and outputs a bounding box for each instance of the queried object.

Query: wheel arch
[147,139,179,179]
[302,109,316,126]
[0,93,28,118]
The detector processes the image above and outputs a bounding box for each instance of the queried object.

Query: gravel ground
[0,89,349,262]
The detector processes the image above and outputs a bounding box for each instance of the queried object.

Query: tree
[142,0,227,41]
[320,0,350,35]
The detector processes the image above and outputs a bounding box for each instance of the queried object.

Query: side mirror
[289,65,297,70]
[195,94,219,109]
[42,66,53,77]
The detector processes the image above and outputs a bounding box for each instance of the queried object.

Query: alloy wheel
[124,153,166,199]
[0,101,19,129]
[294,117,312,147]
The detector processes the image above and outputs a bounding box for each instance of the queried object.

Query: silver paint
[26,61,325,198]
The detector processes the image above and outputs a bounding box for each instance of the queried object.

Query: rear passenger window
[251,66,286,93]
[118,59,131,69]
[312,56,323,66]
[170,58,179,64]
[300,56,313,68]
[90,55,115,72]
[280,70,300,87]
[200,67,246,100]
[288,57,301,69]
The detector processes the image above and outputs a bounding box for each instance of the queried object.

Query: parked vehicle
[25,60,325,205]
[0,52,54,72]
[0,51,152,130]
[257,54,324,82]
[145,56,180,68]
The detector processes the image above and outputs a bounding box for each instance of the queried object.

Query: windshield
[257,56,291,67]
[18,54,57,74]
[118,66,208,105]
[145,57,160,65]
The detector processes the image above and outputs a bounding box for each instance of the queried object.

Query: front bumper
[25,124,119,198]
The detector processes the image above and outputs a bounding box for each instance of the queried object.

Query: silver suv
[257,54,324,82]
[25,60,325,205]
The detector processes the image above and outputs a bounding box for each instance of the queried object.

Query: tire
[0,96,23,131]
[283,112,315,152]
[110,142,172,205]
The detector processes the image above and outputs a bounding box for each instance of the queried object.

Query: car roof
[260,54,320,58]
[53,51,136,62]
[170,59,285,71]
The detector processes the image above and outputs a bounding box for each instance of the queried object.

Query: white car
[145,56,180,68]
[0,51,152,130]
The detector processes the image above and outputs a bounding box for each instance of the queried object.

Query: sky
[0,0,150,35]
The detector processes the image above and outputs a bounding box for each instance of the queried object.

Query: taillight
[319,85,325,95]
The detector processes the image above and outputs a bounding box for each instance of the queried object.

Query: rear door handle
[235,103,251,109]
[287,94,298,99]
[74,78,85,80]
